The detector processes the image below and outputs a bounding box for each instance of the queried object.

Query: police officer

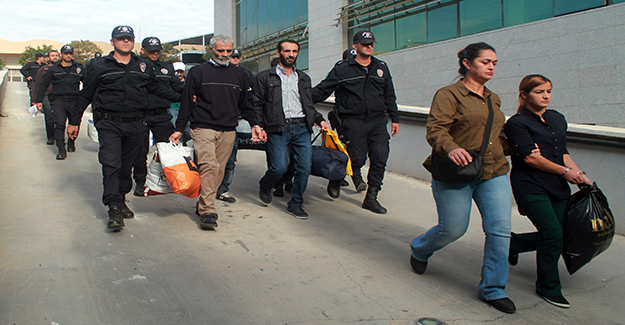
[33,50,60,145]
[132,36,185,196]
[67,25,181,231]
[313,30,400,214]
[36,46,84,159]
[20,53,45,105]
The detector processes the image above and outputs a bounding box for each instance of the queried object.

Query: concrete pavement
[1,82,624,324]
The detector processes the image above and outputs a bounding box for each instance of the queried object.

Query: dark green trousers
[510,194,568,296]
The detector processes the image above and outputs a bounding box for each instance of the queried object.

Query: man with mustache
[169,35,263,230]
[253,39,330,219]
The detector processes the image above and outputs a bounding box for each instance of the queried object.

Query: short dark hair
[277,39,299,52]
[49,50,59,54]
[457,42,496,77]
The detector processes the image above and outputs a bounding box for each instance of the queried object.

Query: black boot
[67,138,76,152]
[351,175,367,192]
[362,185,387,214]
[327,179,341,198]
[56,141,67,160]
[107,206,125,230]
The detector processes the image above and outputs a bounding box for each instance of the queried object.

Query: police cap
[112,25,135,39]
[142,37,163,52]
[353,30,376,45]
[61,45,74,53]
[231,49,242,58]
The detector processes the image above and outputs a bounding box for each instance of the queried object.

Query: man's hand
[251,126,267,142]
[391,123,400,137]
[36,102,43,112]
[26,76,33,82]
[319,121,330,130]
[169,131,182,145]
[67,125,79,140]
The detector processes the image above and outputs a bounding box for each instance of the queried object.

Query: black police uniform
[132,59,184,189]
[37,60,86,155]
[312,56,399,188]
[70,51,181,210]
[20,60,44,102]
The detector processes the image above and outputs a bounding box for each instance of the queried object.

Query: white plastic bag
[87,116,99,143]
[156,142,201,198]
[144,151,174,196]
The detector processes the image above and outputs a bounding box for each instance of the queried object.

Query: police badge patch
[377,69,383,77]
[140,62,146,72]
[161,68,168,75]
[76,67,81,74]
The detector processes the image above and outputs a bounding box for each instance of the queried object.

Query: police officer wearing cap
[132,36,185,196]
[20,53,46,105]
[313,30,400,214]
[36,45,85,160]
[67,25,181,231]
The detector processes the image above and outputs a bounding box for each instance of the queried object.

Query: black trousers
[42,96,54,141]
[50,99,76,143]
[342,117,390,187]
[133,112,175,185]
[97,119,148,207]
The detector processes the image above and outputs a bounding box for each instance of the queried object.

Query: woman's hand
[448,148,473,166]
[563,168,592,186]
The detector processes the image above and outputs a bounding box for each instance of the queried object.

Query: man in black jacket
[132,36,185,196]
[312,30,400,214]
[169,35,263,230]
[36,45,85,160]
[254,40,330,219]
[20,53,45,105]
[33,50,60,145]
[67,25,181,231]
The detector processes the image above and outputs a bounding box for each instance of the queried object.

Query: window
[395,8,427,49]
[554,0,606,16]
[427,0,458,43]
[459,0,502,36]
[344,0,614,55]
[270,0,283,33]
[503,0,553,27]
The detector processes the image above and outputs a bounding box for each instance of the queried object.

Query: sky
[0,0,214,43]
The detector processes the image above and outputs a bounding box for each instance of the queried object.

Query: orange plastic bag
[156,142,201,198]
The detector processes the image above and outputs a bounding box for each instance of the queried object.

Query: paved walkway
[1,82,624,324]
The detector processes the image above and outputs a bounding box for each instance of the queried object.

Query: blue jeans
[260,123,312,207]
[410,174,512,301]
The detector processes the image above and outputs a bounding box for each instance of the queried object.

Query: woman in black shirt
[504,74,591,309]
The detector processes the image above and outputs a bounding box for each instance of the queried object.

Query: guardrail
[316,99,625,233]
[0,69,9,113]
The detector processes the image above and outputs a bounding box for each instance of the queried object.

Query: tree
[160,44,181,63]
[138,43,181,63]
[0,58,6,68]
[203,45,212,62]
[19,44,55,65]
[68,40,103,66]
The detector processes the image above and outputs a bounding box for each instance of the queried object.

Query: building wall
[372,3,625,127]
[214,0,236,43]
[307,0,347,83]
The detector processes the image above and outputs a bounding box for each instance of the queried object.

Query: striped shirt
[276,64,305,118]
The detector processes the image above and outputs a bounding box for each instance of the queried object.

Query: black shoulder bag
[430,97,494,183]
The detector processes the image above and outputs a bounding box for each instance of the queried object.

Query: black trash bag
[562,182,615,275]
